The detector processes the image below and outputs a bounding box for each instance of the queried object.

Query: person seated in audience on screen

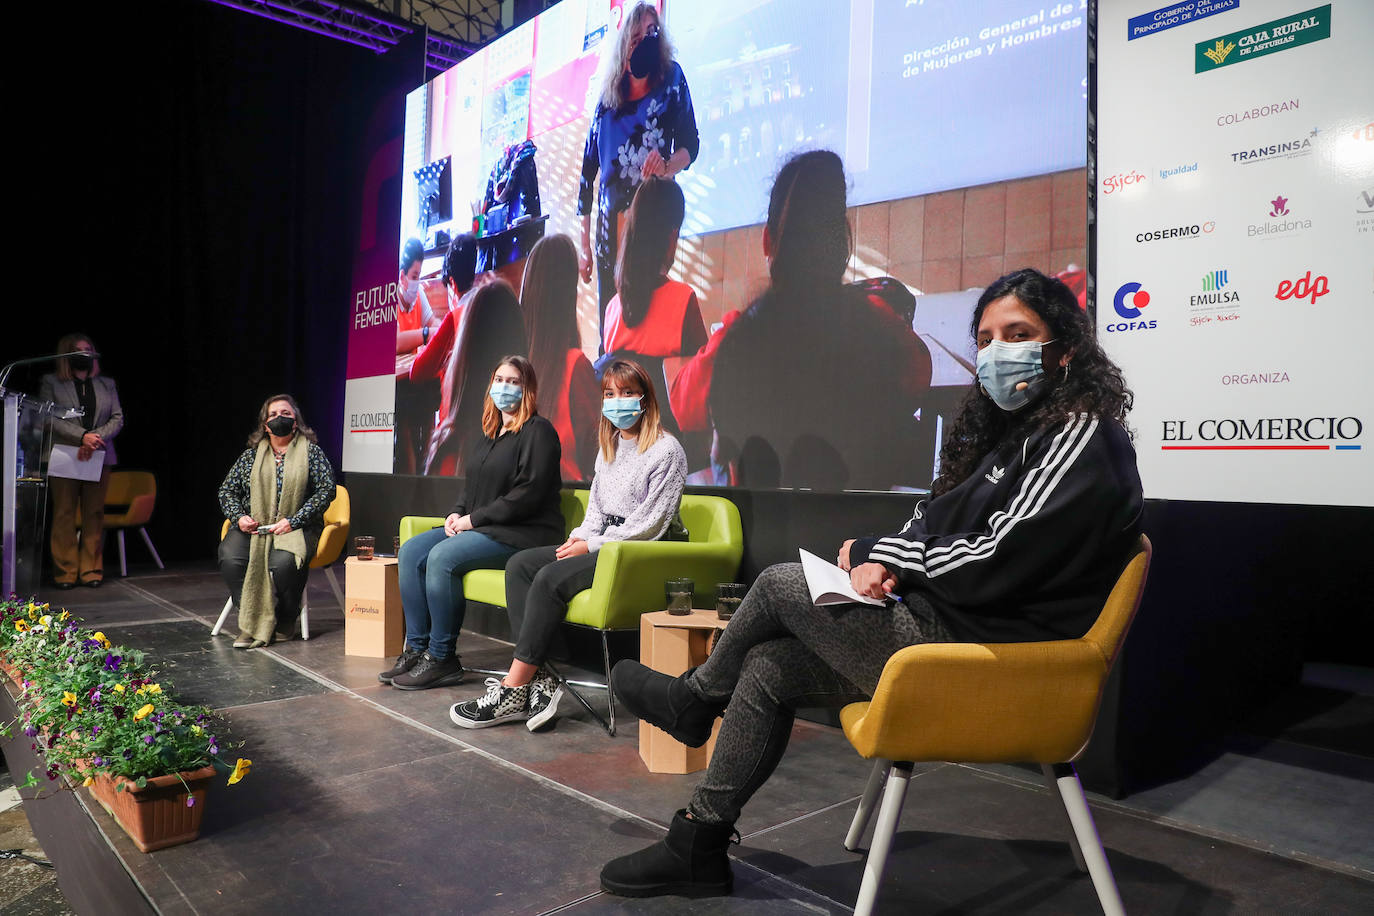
[704,149,931,491]
[218,394,336,648]
[449,359,687,730]
[386,355,563,690]
[423,279,527,476]
[599,268,1144,898]
[409,233,480,424]
[599,177,707,460]
[522,233,600,482]
[395,237,440,355]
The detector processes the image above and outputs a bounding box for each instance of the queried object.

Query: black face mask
[70,354,93,373]
[629,30,660,79]
[266,415,296,437]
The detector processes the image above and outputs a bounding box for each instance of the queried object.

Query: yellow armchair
[840,535,1151,916]
[97,470,165,577]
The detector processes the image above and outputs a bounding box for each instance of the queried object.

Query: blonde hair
[54,333,99,381]
[482,355,539,439]
[598,2,673,111]
[598,359,665,462]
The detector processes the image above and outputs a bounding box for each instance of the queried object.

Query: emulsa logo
[1106,282,1157,332]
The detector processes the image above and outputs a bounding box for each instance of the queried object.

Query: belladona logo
[1269,194,1289,217]
[1106,282,1157,332]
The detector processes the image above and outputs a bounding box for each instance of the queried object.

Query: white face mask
[400,277,420,307]
[976,339,1056,412]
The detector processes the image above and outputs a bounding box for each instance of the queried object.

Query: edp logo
[1274,271,1330,305]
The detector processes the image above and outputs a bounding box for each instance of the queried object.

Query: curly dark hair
[931,268,1133,498]
[247,394,319,448]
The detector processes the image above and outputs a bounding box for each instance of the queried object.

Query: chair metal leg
[324,566,343,607]
[117,530,128,578]
[138,527,165,569]
[300,590,311,640]
[602,629,616,736]
[845,759,892,851]
[211,597,233,636]
[854,761,913,916]
[1048,762,1125,916]
[545,661,613,735]
[1042,763,1087,872]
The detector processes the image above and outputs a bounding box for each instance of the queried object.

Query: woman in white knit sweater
[449,358,688,730]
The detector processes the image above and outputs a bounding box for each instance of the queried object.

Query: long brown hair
[598,2,673,111]
[522,234,582,419]
[247,393,319,448]
[598,359,667,462]
[425,280,527,474]
[481,355,540,439]
[54,333,100,381]
[615,178,685,328]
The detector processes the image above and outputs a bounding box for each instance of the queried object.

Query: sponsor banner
[1195,3,1331,72]
[1096,0,1373,507]
[342,375,397,474]
[1128,0,1240,41]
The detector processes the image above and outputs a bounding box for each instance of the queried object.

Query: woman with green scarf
[217,394,337,648]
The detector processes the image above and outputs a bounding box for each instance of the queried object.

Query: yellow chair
[211,485,351,641]
[97,470,165,577]
[840,535,1152,916]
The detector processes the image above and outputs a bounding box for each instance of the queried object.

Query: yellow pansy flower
[61,691,79,707]
[147,684,162,695]
[83,776,94,787]
[133,704,155,721]
[191,724,203,736]
[112,683,125,694]
[39,615,52,626]
[14,620,28,632]
[228,758,252,785]
[59,610,70,622]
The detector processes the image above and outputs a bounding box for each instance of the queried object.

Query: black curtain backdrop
[9,0,420,565]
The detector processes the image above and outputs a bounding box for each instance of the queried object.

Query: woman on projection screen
[577,1,699,356]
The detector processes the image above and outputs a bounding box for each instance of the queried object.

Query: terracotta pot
[85,764,217,852]
[0,657,23,684]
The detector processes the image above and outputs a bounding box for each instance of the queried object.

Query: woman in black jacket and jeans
[385,355,563,690]
[600,267,1144,898]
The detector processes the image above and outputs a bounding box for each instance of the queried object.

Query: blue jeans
[397,527,517,659]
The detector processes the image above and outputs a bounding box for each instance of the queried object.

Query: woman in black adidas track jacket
[599,268,1144,898]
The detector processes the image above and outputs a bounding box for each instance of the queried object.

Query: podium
[1,389,69,597]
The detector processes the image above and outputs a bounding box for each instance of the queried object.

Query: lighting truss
[203,0,507,73]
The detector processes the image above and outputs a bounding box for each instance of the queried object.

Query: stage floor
[11,565,1373,914]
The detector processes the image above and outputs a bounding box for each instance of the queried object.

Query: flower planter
[85,765,217,852]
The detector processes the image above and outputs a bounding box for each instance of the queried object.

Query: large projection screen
[1095,0,1373,507]
[349,0,1094,491]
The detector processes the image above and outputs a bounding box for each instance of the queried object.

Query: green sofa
[399,489,744,733]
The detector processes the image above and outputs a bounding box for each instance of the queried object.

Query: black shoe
[378,647,424,684]
[55,581,76,590]
[390,652,465,690]
[80,578,102,588]
[600,809,737,898]
[612,661,725,748]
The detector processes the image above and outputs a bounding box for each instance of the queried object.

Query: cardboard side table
[343,556,404,658]
[638,609,728,775]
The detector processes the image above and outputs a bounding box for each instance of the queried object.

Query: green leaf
[135,776,147,789]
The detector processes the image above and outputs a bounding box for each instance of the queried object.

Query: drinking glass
[354,536,375,560]
[715,583,746,621]
[665,578,694,615]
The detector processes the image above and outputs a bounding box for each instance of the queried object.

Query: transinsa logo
[1106,282,1157,332]
[1161,416,1362,450]
[1230,136,1313,165]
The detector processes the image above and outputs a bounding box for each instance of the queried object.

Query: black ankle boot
[612,661,725,748]
[600,809,737,897]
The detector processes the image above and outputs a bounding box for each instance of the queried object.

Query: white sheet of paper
[48,444,103,482]
[798,548,886,607]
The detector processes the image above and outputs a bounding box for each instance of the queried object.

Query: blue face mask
[602,395,644,430]
[489,381,522,413]
[976,340,1055,412]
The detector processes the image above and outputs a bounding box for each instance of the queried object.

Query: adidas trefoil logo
[985,466,1006,484]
